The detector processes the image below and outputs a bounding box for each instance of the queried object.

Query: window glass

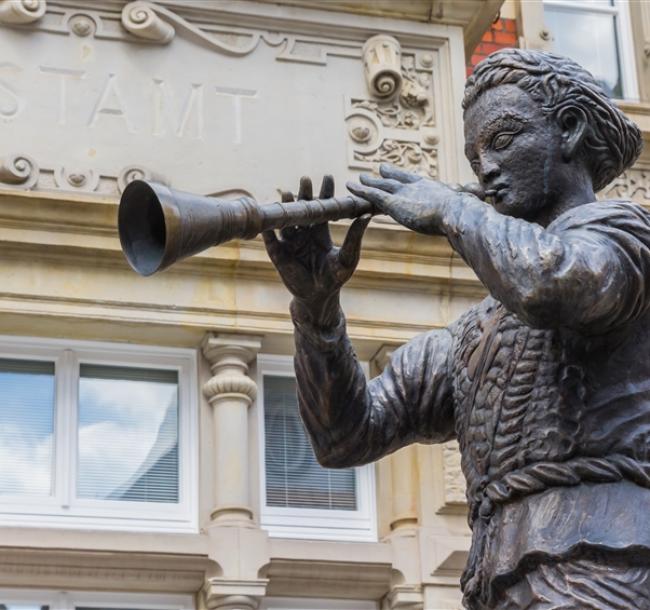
[0,605,49,610]
[0,359,55,496]
[77,365,179,503]
[544,4,622,97]
[263,375,356,510]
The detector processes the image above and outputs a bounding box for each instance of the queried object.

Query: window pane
[0,359,55,496]
[0,605,49,610]
[264,376,357,510]
[77,364,179,503]
[544,5,622,97]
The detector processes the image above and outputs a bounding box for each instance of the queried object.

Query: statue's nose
[479,157,501,185]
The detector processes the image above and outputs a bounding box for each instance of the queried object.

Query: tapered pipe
[118,180,374,276]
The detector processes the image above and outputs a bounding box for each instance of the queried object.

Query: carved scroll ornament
[121,1,174,43]
[362,34,403,99]
[0,153,39,189]
[0,0,46,24]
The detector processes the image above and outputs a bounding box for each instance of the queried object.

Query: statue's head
[462,48,642,219]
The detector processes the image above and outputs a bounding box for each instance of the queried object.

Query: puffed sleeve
[442,197,650,335]
[292,304,456,468]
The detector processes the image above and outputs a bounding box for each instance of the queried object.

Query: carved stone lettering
[89,73,135,132]
[214,86,258,145]
[0,2,456,200]
[153,80,204,139]
[39,65,85,125]
[0,62,23,119]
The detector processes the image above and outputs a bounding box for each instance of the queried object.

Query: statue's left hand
[346,164,468,235]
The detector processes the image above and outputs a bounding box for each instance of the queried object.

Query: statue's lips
[484,186,509,202]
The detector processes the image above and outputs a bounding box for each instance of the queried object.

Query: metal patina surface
[264,49,650,609]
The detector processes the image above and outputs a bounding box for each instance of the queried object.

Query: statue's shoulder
[549,199,650,233]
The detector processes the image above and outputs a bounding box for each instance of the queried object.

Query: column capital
[201,333,262,369]
[201,333,262,406]
[202,578,268,610]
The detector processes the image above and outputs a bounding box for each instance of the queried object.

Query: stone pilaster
[374,344,424,610]
[202,333,262,526]
[372,345,420,532]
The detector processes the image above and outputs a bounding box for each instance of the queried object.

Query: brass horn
[118,180,374,276]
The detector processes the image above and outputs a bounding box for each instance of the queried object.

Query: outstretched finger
[360,173,401,193]
[319,174,335,199]
[298,176,313,202]
[338,213,371,269]
[346,181,391,210]
[379,163,421,183]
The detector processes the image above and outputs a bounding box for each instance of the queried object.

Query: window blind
[544,1,622,97]
[0,358,55,497]
[77,364,179,503]
[263,375,357,510]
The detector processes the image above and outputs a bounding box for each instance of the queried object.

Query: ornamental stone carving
[0,153,39,189]
[602,166,650,204]
[117,165,167,194]
[362,34,403,99]
[121,1,174,44]
[346,52,438,177]
[0,0,46,24]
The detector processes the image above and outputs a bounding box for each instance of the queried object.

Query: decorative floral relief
[601,167,650,203]
[346,52,438,178]
[354,140,437,177]
[442,440,467,505]
[350,55,435,131]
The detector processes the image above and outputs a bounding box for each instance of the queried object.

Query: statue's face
[464,84,566,220]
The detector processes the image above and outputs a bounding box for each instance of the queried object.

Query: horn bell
[118,180,226,276]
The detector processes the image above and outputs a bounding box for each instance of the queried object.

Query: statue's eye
[492,132,516,150]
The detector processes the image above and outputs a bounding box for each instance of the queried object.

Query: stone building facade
[0,1,649,610]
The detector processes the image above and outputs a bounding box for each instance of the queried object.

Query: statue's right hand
[262,175,371,327]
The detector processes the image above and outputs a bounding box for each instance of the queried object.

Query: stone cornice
[0,546,211,593]
[43,0,458,47]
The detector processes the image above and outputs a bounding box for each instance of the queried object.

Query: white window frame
[260,598,377,610]
[0,335,198,533]
[256,354,377,542]
[0,588,194,610]
[543,0,639,101]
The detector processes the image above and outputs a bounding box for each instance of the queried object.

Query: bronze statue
[263,49,650,609]
[118,48,650,609]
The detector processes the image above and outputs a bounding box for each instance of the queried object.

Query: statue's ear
[557,106,588,162]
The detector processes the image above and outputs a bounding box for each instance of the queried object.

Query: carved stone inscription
[0,3,449,199]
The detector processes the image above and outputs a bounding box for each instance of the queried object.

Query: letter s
[0,62,23,119]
